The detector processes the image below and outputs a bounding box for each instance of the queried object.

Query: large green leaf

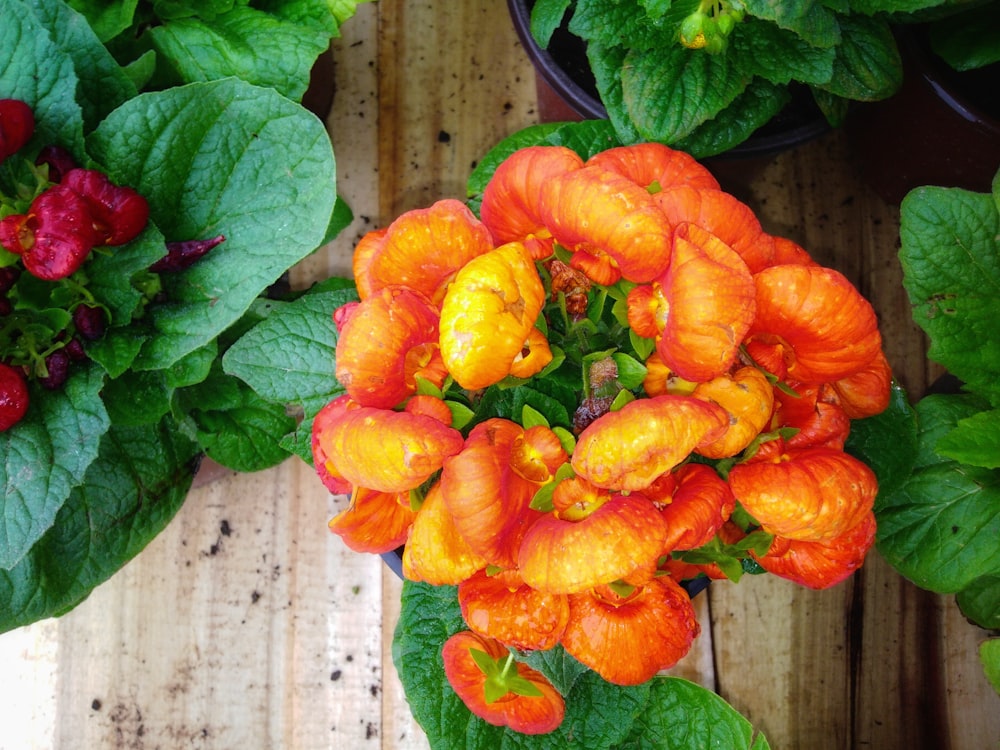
[0,417,199,633]
[875,394,1000,594]
[0,0,86,158]
[85,78,337,371]
[900,182,1000,406]
[0,364,109,570]
[149,4,331,101]
[815,14,902,101]
[223,284,357,416]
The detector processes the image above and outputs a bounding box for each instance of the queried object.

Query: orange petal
[518,492,668,594]
[655,186,775,272]
[318,405,463,493]
[508,327,554,380]
[352,199,494,304]
[773,382,851,451]
[442,631,565,735]
[458,569,570,651]
[560,577,699,685]
[586,142,720,192]
[728,447,878,542]
[480,145,584,259]
[768,235,817,267]
[311,395,357,494]
[641,350,697,397]
[571,395,728,491]
[656,223,756,382]
[328,487,416,553]
[657,464,736,552]
[749,264,882,383]
[404,393,454,426]
[539,165,672,284]
[351,228,386,301]
[693,366,775,458]
[754,511,876,589]
[335,285,440,408]
[625,283,663,339]
[439,242,546,390]
[829,350,892,419]
[403,482,487,585]
[440,419,552,568]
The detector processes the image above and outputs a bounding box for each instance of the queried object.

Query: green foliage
[393,580,770,749]
[0,0,355,632]
[528,0,996,157]
[863,169,1000,631]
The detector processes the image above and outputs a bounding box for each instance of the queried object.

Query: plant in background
[231,119,890,746]
[525,0,998,158]
[0,0,358,632]
[849,165,1000,696]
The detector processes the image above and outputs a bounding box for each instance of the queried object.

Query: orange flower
[571,394,728,491]
[753,511,877,589]
[652,222,756,382]
[560,577,700,685]
[654,186,776,272]
[829,350,892,419]
[458,568,570,651]
[442,631,565,735]
[748,264,883,383]
[693,366,775,458]
[439,241,548,390]
[651,464,736,553]
[768,235,817,267]
[640,350,697,397]
[403,481,487,585]
[539,165,672,284]
[328,486,416,553]
[334,285,441,409]
[316,405,463,493]
[352,199,494,303]
[728,447,878,542]
[518,486,668,594]
[440,419,565,568]
[772,382,851,451]
[585,142,720,193]
[311,395,356,494]
[480,146,584,260]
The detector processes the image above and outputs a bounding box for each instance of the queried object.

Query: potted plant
[847,165,1000,694]
[0,0,366,632]
[513,0,996,162]
[227,118,895,746]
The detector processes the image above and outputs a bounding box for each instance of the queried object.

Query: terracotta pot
[846,26,1000,204]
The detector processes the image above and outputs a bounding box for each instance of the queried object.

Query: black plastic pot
[846,26,1000,204]
[507,0,830,164]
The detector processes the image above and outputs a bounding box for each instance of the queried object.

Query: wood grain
[1,2,998,749]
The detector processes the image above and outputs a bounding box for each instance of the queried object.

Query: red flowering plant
[307,121,891,747]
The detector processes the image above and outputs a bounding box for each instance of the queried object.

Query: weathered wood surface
[2,2,998,748]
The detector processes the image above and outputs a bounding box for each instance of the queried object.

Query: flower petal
[403,482,487,585]
[571,395,728,491]
[656,464,736,552]
[328,487,416,553]
[458,569,570,651]
[586,142,720,192]
[560,577,700,685]
[693,366,775,458]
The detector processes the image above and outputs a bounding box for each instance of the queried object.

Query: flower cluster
[313,142,891,734]
[0,97,223,431]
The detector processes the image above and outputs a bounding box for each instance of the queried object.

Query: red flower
[62,168,148,246]
[442,631,565,735]
[0,99,34,164]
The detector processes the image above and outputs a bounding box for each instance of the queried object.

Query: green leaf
[102,369,173,427]
[520,645,590,696]
[874,395,1000,594]
[900,183,1000,405]
[956,575,1000,630]
[521,404,551,429]
[930,5,1000,71]
[615,676,771,749]
[0,0,87,158]
[611,352,647,390]
[65,0,140,43]
[530,0,572,48]
[567,0,675,50]
[980,639,1000,696]
[936,408,1000,468]
[814,14,902,101]
[223,286,357,416]
[149,4,332,101]
[26,0,137,130]
[87,78,337,371]
[732,17,837,86]
[0,417,199,633]
[0,363,109,570]
[740,0,841,48]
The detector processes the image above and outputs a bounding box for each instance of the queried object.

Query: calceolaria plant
[849,165,1000,692]
[526,0,995,158]
[0,0,353,632]
[231,119,890,746]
